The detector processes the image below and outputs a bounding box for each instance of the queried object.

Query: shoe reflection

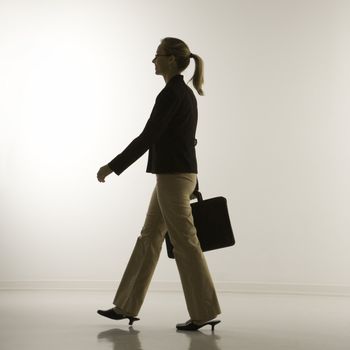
[97,327,221,350]
[98,327,142,350]
[177,330,221,350]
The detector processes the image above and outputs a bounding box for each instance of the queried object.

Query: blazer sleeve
[107,88,180,175]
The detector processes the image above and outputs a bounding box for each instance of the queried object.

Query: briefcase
[164,189,235,259]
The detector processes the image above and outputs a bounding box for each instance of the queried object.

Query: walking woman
[96,37,221,331]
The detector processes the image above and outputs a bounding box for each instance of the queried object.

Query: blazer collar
[167,74,183,85]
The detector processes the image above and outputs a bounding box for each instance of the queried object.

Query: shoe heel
[128,317,140,325]
[208,320,221,331]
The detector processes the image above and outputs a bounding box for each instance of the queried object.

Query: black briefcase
[164,188,235,259]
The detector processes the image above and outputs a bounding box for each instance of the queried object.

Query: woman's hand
[97,165,113,183]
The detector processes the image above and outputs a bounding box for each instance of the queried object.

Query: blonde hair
[160,37,204,96]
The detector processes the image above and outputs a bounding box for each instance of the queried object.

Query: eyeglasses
[154,54,171,59]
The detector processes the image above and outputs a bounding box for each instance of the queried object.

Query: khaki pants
[113,173,221,323]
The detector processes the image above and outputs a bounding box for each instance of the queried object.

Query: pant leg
[156,173,221,323]
[113,186,167,316]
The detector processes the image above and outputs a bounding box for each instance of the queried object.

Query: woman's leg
[156,173,221,323]
[112,186,167,316]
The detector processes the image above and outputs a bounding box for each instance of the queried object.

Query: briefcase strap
[194,177,199,192]
[192,177,203,202]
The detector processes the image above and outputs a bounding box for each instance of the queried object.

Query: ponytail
[189,53,204,96]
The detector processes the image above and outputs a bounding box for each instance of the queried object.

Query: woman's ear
[168,55,176,64]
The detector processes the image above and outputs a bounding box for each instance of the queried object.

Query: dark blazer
[108,75,198,175]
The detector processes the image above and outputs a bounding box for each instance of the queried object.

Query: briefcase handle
[192,177,203,202]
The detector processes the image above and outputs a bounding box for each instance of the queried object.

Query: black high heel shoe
[97,308,140,325]
[176,319,221,331]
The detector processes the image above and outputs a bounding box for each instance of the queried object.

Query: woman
[97,37,221,331]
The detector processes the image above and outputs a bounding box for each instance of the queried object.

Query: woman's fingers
[97,165,112,182]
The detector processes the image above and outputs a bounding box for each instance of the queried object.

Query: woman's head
[152,37,204,96]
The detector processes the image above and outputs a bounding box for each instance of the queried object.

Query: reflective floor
[0,290,349,350]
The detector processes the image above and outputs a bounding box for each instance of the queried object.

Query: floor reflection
[177,330,221,350]
[98,327,142,350]
[97,327,221,350]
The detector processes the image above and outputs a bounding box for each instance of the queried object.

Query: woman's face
[152,44,173,76]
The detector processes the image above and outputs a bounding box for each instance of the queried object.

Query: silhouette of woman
[97,37,221,331]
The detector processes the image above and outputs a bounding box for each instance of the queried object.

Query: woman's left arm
[98,88,180,180]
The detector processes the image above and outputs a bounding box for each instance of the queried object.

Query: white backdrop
[1,0,349,293]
